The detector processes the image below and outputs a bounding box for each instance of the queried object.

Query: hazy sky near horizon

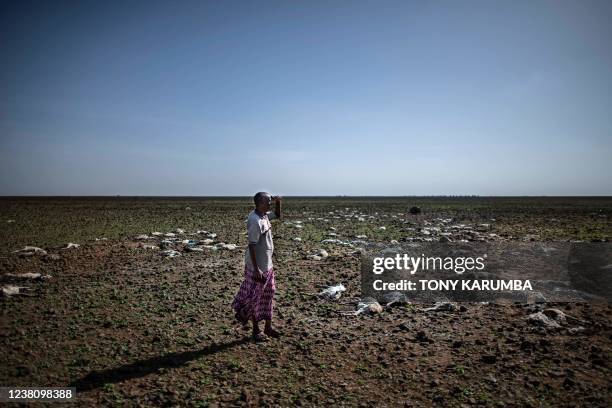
[1,0,611,196]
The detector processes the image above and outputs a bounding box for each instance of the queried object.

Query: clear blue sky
[1,0,611,196]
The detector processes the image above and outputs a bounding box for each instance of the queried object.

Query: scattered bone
[321,239,353,247]
[159,239,175,249]
[184,246,204,252]
[139,243,159,250]
[164,232,176,237]
[568,326,587,335]
[355,298,383,315]
[13,246,47,257]
[523,234,540,242]
[292,237,302,242]
[308,249,328,260]
[161,250,181,258]
[526,311,562,328]
[151,231,162,236]
[135,234,152,240]
[525,308,586,329]
[1,285,30,297]
[422,302,456,312]
[200,238,214,245]
[4,273,52,281]
[318,284,346,300]
[175,228,185,234]
[7,219,15,223]
[63,243,80,249]
[355,235,367,239]
[541,308,586,325]
[215,243,237,250]
[541,308,567,324]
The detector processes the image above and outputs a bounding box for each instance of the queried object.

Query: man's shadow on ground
[70,337,251,392]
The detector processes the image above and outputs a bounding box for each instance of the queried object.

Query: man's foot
[252,332,269,342]
[264,327,281,338]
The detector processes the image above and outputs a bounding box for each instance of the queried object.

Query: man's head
[253,192,272,212]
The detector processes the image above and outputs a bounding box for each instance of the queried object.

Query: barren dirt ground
[1,197,611,407]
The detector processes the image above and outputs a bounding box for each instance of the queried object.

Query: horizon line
[1,195,612,199]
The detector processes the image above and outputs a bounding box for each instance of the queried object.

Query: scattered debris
[523,234,540,242]
[63,243,80,250]
[184,246,204,252]
[308,249,329,260]
[13,246,47,257]
[1,285,29,297]
[321,238,353,247]
[568,326,587,335]
[318,284,346,300]
[526,307,586,329]
[3,273,52,281]
[161,250,181,258]
[355,298,383,315]
[292,237,302,242]
[422,302,456,312]
[216,243,237,251]
[526,311,562,328]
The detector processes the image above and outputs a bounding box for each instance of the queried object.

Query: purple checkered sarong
[232,266,276,323]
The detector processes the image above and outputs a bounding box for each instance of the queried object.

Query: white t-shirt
[244,210,277,271]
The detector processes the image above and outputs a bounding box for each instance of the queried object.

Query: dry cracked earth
[1,197,611,407]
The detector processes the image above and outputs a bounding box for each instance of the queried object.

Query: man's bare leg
[252,317,261,336]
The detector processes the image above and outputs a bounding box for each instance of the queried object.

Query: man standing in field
[232,192,282,342]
